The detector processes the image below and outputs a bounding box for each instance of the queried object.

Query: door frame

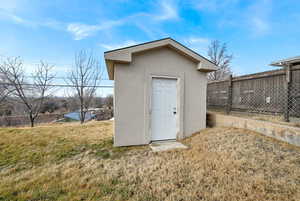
[144,73,184,143]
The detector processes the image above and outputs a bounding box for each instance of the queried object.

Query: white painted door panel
[151,78,177,141]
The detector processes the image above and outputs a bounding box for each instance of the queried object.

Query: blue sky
[0,0,299,95]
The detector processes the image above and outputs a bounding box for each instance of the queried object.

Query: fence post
[226,75,233,114]
[284,65,291,122]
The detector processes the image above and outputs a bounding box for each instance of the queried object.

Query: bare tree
[0,56,13,105]
[207,40,233,81]
[104,94,113,109]
[0,57,55,127]
[0,72,14,105]
[68,50,102,124]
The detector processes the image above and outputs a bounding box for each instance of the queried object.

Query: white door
[151,78,177,141]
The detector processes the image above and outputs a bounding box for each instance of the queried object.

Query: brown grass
[0,121,299,201]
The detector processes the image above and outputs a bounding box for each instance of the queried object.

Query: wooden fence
[207,64,300,122]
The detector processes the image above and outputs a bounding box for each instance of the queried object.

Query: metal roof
[64,111,96,121]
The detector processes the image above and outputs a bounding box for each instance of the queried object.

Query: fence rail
[207,65,300,122]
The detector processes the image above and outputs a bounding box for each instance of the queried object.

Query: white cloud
[0,7,125,40]
[66,0,181,41]
[0,8,126,41]
[66,0,180,41]
[184,37,210,44]
[0,0,181,41]
[250,17,269,36]
[193,0,240,12]
[100,40,140,50]
[0,10,35,27]
[67,23,101,40]
[0,9,64,31]
[154,0,179,21]
[67,18,129,40]
[247,0,272,36]
[183,36,210,55]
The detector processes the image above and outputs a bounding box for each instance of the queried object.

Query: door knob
[173,107,177,115]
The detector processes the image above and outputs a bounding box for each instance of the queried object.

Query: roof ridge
[104,37,172,54]
[104,37,215,66]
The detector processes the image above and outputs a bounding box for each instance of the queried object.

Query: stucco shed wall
[114,47,207,146]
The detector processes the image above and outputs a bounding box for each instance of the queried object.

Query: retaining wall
[207,112,300,147]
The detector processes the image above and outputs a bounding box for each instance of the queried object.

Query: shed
[104,38,217,146]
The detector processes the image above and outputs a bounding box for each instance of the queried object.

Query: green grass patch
[0,135,129,170]
[0,121,129,171]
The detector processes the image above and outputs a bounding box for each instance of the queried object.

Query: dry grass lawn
[0,121,299,201]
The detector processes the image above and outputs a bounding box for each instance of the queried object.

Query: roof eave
[105,60,115,80]
[270,57,300,67]
[198,68,217,72]
[197,62,217,72]
[104,38,218,80]
[270,63,285,67]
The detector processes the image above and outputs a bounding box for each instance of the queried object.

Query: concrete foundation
[150,141,188,152]
[207,112,300,147]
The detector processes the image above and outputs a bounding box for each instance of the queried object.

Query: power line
[0,82,114,88]
[24,75,111,81]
